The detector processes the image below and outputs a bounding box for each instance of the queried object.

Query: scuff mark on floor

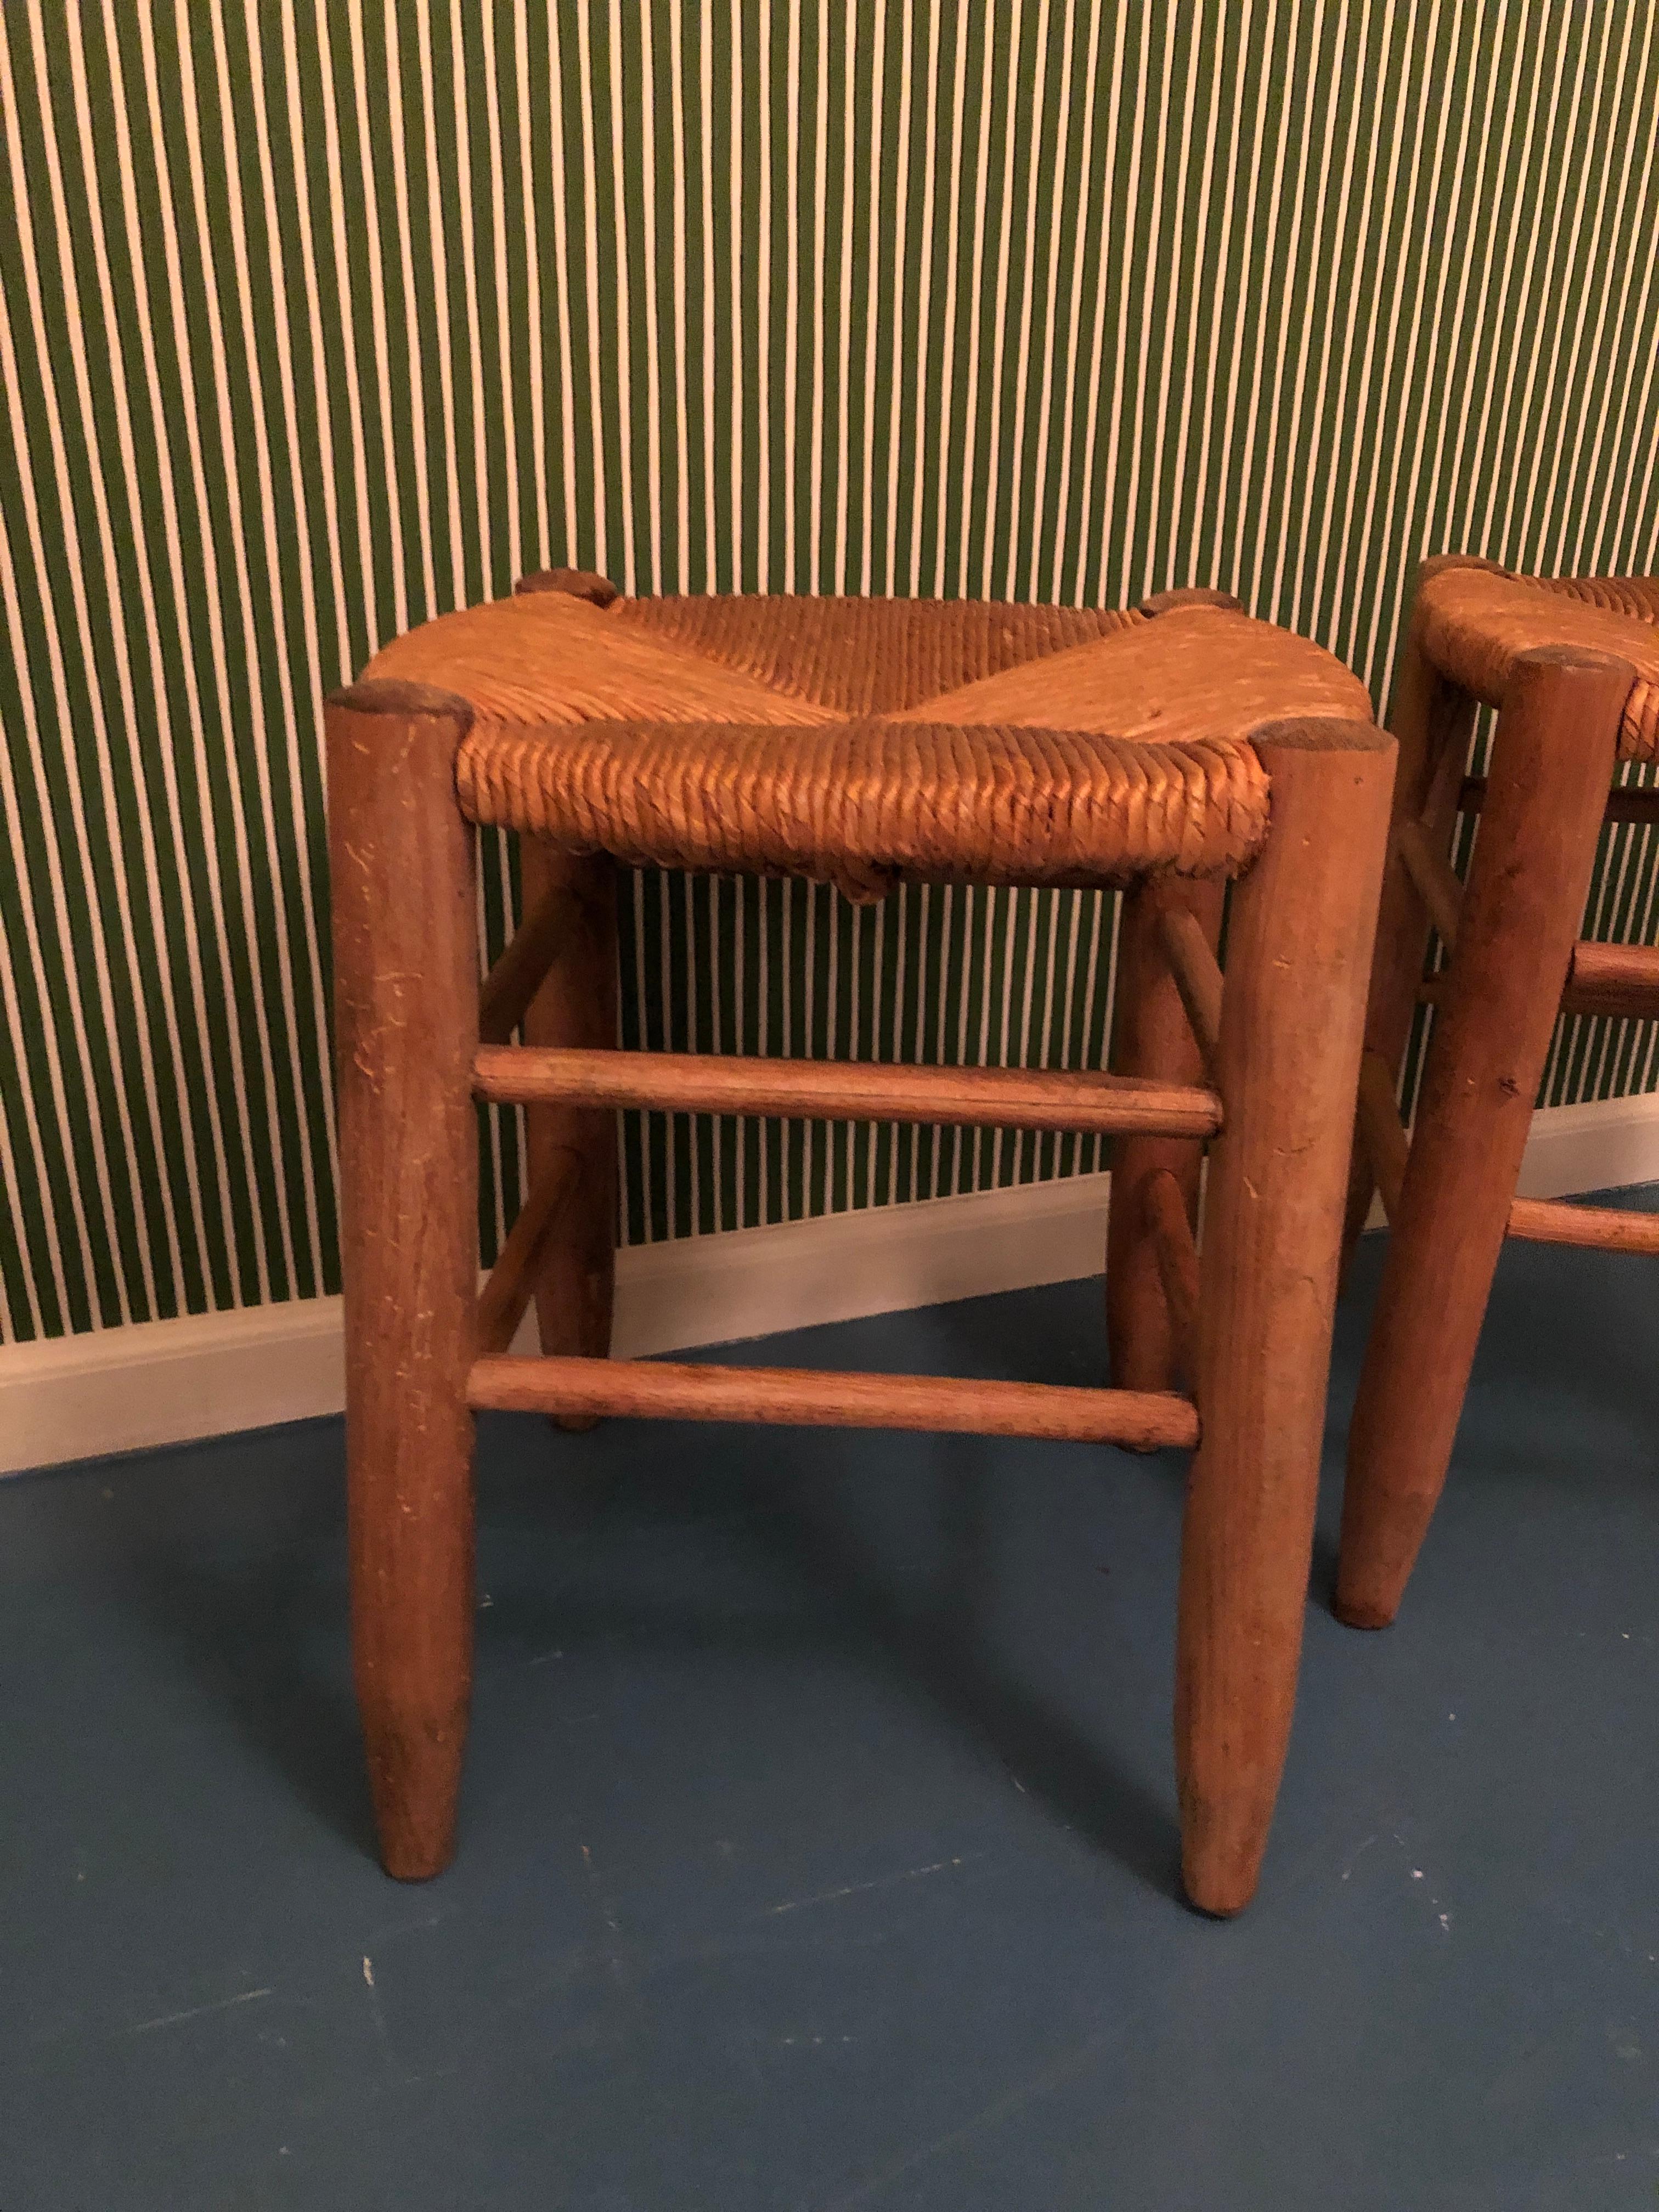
[823,2028,1110,2208]
[360,1950,393,2070]
[131,1987,272,2035]
[764,1856,976,1917]
[1341,1835,1376,1881]
[580,1842,627,1984]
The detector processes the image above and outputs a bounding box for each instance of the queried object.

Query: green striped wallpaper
[3,2,1658,1343]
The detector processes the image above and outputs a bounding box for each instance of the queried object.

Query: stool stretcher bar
[1506,1197,1659,1254]
[466,1352,1201,1450]
[476,1150,578,1355]
[1558,939,1659,1020]
[1355,1051,1410,1219]
[1142,1169,1201,1389]
[1355,1051,1659,1255]
[477,882,582,1044]
[1395,817,1464,949]
[1458,774,1659,829]
[472,1044,1223,1138]
[1153,906,1224,1086]
[1419,937,1659,1022]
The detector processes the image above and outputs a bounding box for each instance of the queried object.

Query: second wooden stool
[1341,557,1654,1627]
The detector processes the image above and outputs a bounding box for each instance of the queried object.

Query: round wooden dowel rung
[1457,773,1659,827]
[1142,1169,1201,1388]
[478,883,584,1045]
[1354,1050,1410,1221]
[1394,817,1464,950]
[473,1045,1223,1138]
[1154,906,1224,1084]
[467,1353,1200,1451]
[1506,1195,1659,1254]
[475,1150,580,1357]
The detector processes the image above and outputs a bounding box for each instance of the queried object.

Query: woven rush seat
[1414,563,1659,760]
[364,585,1372,895]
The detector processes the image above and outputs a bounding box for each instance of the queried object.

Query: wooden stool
[327,575,1393,1915]
[1340,557,1652,1629]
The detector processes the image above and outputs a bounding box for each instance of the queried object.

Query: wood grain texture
[473,1045,1224,1138]
[1138,586,1247,616]
[513,566,620,607]
[477,879,584,1046]
[1457,775,1659,826]
[1341,558,1485,1266]
[1507,1195,1659,1252]
[1420,938,1659,1021]
[1144,1168,1202,1391]
[1395,817,1464,951]
[1176,717,1396,1916]
[1105,879,1224,1395]
[1562,940,1659,1020]
[475,1150,579,1357]
[1155,904,1224,1085]
[1355,1051,1410,1219]
[517,846,620,1425]
[327,679,479,1882]
[466,1353,1199,1450]
[1338,647,1637,1630]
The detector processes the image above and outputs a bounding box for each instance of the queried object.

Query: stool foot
[1331,1593,1396,1631]
[363,1726,470,1883]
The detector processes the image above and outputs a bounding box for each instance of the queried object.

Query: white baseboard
[1509,1088,1659,1199]
[5,1091,1658,1476]
[0,1171,1113,1476]
[611,1166,1113,1361]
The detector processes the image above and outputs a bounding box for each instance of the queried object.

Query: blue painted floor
[2,1221,1656,2210]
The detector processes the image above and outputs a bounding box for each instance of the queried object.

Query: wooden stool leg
[1341,566,1486,1272]
[518,844,618,1422]
[1335,646,1634,1628]
[1107,877,1224,1393]
[512,567,619,1403]
[1177,718,1395,1915]
[329,678,481,1881]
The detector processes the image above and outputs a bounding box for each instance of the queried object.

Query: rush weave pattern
[1416,567,1659,761]
[365,588,1372,900]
